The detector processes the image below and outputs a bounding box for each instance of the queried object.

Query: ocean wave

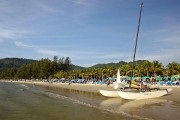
[18,84,31,90]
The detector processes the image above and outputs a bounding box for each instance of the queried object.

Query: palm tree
[166,62,179,76]
[135,64,143,77]
[152,60,163,76]
[120,64,131,76]
[143,60,152,76]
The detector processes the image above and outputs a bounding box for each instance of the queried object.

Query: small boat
[117,88,172,100]
[99,89,119,97]
[117,2,173,100]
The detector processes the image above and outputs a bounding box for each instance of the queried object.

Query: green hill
[0,58,37,70]
[0,58,85,71]
[0,58,147,71]
[89,60,146,68]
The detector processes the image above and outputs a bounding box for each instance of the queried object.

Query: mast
[132,2,143,77]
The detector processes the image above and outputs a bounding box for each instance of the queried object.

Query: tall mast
[132,2,143,77]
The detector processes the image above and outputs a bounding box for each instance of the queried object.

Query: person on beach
[107,80,110,87]
[68,81,71,85]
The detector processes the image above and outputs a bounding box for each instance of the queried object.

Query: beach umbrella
[157,76,162,81]
[142,76,150,80]
[126,77,134,80]
[171,76,175,81]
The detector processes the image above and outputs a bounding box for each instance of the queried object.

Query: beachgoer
[107,80,110,87]
[68,81,71,85]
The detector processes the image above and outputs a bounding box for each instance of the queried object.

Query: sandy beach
[11,81,116,93]
[5,80,180,102]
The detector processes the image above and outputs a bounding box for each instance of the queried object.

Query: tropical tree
[135,64,143,77]
[120,64,131,76]
[151,60,163,76]
[58,57,72,72]
[39,59,52,79]
[15,65,30,79]
[142,60,152,76]
[54,71,68,79]
[0,68,17,79]
[166,62,179,76]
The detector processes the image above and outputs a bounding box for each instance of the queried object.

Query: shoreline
[1,80,179,96]
[1,80,117,95]
[1,80,179,120]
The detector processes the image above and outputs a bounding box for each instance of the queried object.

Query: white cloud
[37,49,58,56]
[14,41,58,56]
[71,0,88,5]
[0,28,31,42]
[15,41,33,48]
[0,28,16,39]
[33,0,58,14]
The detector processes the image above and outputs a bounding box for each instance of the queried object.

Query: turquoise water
[0,82,179,120]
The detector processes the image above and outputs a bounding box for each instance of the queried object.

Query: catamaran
[117,2,173,100]
[100,2,172,99]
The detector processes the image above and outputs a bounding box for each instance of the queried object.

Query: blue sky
[0,0,179,67]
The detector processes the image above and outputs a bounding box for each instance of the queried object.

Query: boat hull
[117,88,172,100]
[99,89,120,97]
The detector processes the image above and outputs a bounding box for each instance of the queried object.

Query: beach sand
[7,80,180,102]
[12,81,116,94]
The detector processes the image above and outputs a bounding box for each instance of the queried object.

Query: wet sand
[7,80,180,101]
[11,81,117,95]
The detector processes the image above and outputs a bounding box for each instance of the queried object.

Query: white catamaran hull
[99,89,119,97]
[117,88,172,100]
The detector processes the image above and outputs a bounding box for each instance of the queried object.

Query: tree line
[0,56,71,80]
[54,60,180,80]
[0,56,179,80]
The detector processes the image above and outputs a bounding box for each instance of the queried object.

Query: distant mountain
[71,64,86,70]
[89,60,147,68]
[0,58,85,71]
[89,61,127,68]
[0,57,147,71]
[0,58,37,70]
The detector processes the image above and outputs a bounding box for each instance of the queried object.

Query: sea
[0,82,179,120]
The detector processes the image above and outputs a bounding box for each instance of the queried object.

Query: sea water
[0,82,179,120]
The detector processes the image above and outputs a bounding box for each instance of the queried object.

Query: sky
[0,0,179,67]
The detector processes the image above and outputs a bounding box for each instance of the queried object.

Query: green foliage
[0,57,72,80]
[0,68,17,79]
[0,57,180,80]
